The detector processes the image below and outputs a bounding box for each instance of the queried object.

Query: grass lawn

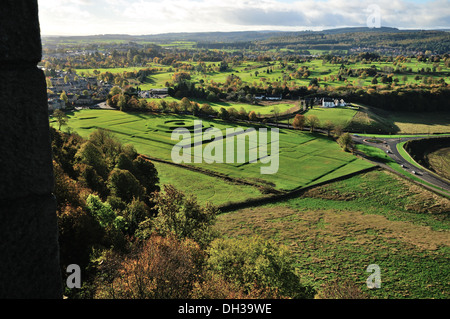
[153,161,265,206]
[302,106,358,128]
[52,109,374,196]
[215,169,450,299]
[388,112,450,134]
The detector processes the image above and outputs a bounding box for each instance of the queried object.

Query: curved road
[263,121,450,195]
[351,134,450,195]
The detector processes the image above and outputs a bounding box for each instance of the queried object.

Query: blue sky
[38,0,450,36]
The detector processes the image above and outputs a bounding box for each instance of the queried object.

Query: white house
[322,97,335,108]
[334,99,347,107]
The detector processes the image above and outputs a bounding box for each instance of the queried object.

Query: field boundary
[354,149,450,199]
[140,154,282,194]
[141,153,378,212]
[216,166,378,213]
[383,164,450,199]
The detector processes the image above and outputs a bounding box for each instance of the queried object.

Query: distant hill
[42,27,402,43]
[320,26,400,34]
[42,27,450,54]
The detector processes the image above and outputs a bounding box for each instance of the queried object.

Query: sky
[38,0,450,36]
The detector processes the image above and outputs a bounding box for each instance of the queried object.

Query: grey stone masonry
[0,1,63,298]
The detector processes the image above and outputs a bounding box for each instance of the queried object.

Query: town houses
[43,68,113,111]
[138,88,169,99]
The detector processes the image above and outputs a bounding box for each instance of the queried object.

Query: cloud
[37,0,450,35]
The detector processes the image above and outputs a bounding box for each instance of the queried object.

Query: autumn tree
[218,107,229,120]
[338,132,354,152]
[306,114,320,132]
[53,109,68,130]
[180,97,192,113]
[333,124,344,138]
[323,120,334,137]
[96,235,205,299]
[60,91,69,106]
[108,168,145,203]
[151,185,218,248]
[172,72,191,83]
[206,236,315,299]
[292,114,306,130]
[117,94,127,111]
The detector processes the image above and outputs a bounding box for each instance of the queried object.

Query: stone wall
[0,1,63,298]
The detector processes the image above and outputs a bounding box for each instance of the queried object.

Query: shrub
[151,185,218,248]
[107,168,145,203]
[206,236,315,299]
[95,235,204,299]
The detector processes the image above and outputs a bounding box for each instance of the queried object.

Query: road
[351,134,450,195]
[262,121,450,194]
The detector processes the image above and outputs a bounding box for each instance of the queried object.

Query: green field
[388,112,450,134]
[52,109,374,203]
[153,161,264,206]
[74,57,450,92]
[283,106,358,128]
[215,169,450,299]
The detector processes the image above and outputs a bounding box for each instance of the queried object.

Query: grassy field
[153,161,264,206]
[297,106,358,128]
[74,57,450,91]
[52,109,374,199]
[388,112,450,134]
[215,169,450,299]
[428,148,450,181]
[279,103,396,134]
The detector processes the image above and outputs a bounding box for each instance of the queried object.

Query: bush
[107,168,145,203]
[151,185,218,248]
[95,235,205,299]
[206,236,315,299]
